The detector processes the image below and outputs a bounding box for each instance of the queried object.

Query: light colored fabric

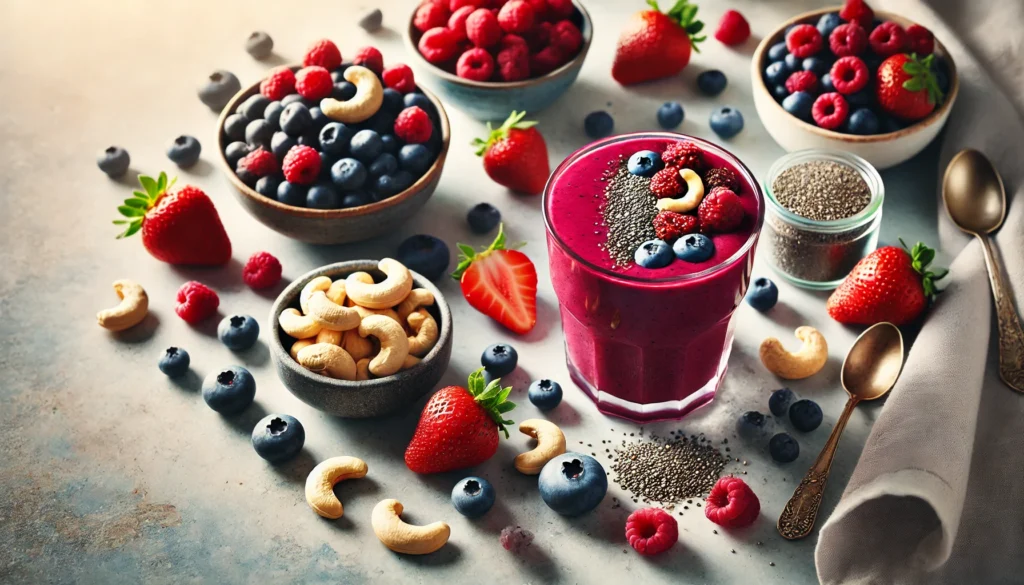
[814,0,1024,583]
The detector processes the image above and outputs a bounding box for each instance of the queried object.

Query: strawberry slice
[451,224,537,334]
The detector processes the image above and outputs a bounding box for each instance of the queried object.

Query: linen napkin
[814,0,1024,583]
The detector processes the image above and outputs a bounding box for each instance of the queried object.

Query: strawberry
[114,172,231,266]
[611,0,706,86]
[876,53,944,121]
[472,110,550,195]
[451,224,537,334]
[827,240,947,326]
[404,368,515,474]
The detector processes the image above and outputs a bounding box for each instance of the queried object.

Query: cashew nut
[290,338,316,360]
[396,288,435,322]
[316,328,342,345]
[402,354,421,371]
[343,329,375,360]
[320,65,383,124]
[297,343,357,380]
[656,168,705,213]
[300,276,332,315]
[304,456,369,519]
[326,280,347,305]
[371,499,450,555]
[344,272,374,306]
[279,308,322,339]
[356,358,371,381]
[353,305,402,324]
[759,326,829,380]
[96,279,149,331]
[406,309,439,357]
[346,258,413,309]
[358,315,410,377]
[514,419,567,475]
[307,290,361,331]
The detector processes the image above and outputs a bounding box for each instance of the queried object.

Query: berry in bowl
[405,0,592,121]
[216,40,451,244]
[751,0,958,169]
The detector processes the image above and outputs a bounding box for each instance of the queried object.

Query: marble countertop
[0,0,944,583]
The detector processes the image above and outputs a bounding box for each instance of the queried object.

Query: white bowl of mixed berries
[216,40,450,244]
[751,0,958,169]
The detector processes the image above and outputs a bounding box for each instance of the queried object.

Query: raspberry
[661,141,705,171]
[418,27,459,63]
[650,167,684,198]
[236,148,278,178]
[524,20,552,51]
[500,33,528,50]
[812,92,850,130]
[703,167,740,192]
[497,43,530,81]
[705,476,761,528]
[830,56,868,94]
[499,525,534,553]
[353,46,384,75]
[652,211,699,242]
[545,0,574,19]
[449,0,484,10]
[785,24,823,59]
[242,251,282,290]
[281,145,321,185]
[698,187,745,233]
[530,45,566,76]
[625,508,678,556]
[383,64,416,93]
[175,281,219,324]
[497,0,534,34]
[868,21,908,57]
[393,106,434,143]
[466,8,501,48]
[839,0,874,28]
[448,5,476,42]
[829,23,868,57]
[302,39,342,70]
[785,70,818,94]
[456,47,496,81]
[414,1,450,32]
[295,66,333,100]
[259,66,296,101]
[714,9,751,46]
[906,24,934,55]
[549,20,582,54]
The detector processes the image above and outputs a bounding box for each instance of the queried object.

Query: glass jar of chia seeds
[762,149,884,289]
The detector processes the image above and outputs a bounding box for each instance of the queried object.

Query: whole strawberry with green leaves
[405,368,516,474]
[612,0,706,86]
[876,53,944,121]
[473,110,550,195]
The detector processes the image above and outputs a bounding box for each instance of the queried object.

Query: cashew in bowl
[358,315,410,377]
[316,328,342,345]
[326,280,347,305]
[353,305,402,324]
[656,168,705,213]
[514,419,567,475]
[356,358,371,381]
[344,272,374,306]
[300,276,332,315]
[371,499,450,555]
[279,308,322,339]
[760,326,829,379]
[396,288,435,322]
[304,456,369,519]
[290,338,316,360]
[346,258,413,309]
[342,329,375,360]
[307,290,361,331]
[402,355,421,370]
[96,279,149,331]
[320,66,383,124]
[407,309,439,357]
[297,343,357,380]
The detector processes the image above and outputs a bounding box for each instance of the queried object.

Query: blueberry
[330,158,367,191]
[784,53,801,73]
[166,135,201,168]
[309,107,329,131]
[277,181,307,207]
[528,379,563,411]
[767,42,789,62]
[403,92,436,118]
[342,192,371,208]
[380,88,405,116]
[380,134,399,155]
[350,129,383,163]
[817,12,843,39]
[398,143,433,175]
[451,476,495,518]
[538,453,607,517]
[238,94,271,120]
[245,30,274,59]
[673,233,715,262]
[307,183,342,209]
[709,107,744,139]
[318,152,336,181]
[198,70,241,112]
[736,411,772,442]
[847,90,873,108]
[368,153,399,177]
[255,176,281,199]
[782,92,815,122]
[225,141,251,169]
[333,81,358,101]
[772,85,789,101]
[769,433,800,463]
[224,113,249,142]
[802,56,831,77]
[280,102,312,136]
[236,168,258,188]
[583,111,614,139]
[245,119,274,149]
[296,129,320,147]
[319,122,354,157]
[482,343,518,376]
[396,234,450,281]
[97,146,130,178]
[372,172,411,200]
[158,346,190,378]
[251,414,305,464]
[634,239,673,269]
[656,102,685,129]
[934,58,950,94]
[281,93,306,107]
[846,108,880,135]
[764,61,790,85]
[263,100,284,129]
[768,388,797,417]
[881,115,904,134]
[789,399,823,432]
[365,112,396,136]
[820,73,836,93]
[627,150,663,177]
[270,131,296,160]
[202,366,256,415]
[331,69,346,83]
[467,202,501,234]
[746,277,779,311]
[217,315,260,351]
[697,70,728,96]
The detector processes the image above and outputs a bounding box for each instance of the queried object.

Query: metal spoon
[942,148,1024,392]
[777,322,904,540]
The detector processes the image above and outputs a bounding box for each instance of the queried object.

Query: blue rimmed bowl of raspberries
[404,0,592,121]
[216,40,450,244]
[750,0,958,169]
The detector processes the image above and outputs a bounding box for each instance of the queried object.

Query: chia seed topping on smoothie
[601,159,658,267]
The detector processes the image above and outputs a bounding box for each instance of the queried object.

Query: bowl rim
[751,7,960,143]
[403,0,593,91]
[215,66,451,219]
[268,260,452,391]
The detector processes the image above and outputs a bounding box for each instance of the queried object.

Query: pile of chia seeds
[600,158,657,267]
[609,431,727,504]
[772,160,871,221]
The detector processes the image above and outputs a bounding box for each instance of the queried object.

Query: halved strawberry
[451,224,537,334]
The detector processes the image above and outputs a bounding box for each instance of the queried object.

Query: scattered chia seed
[600,159,658,267]
[772,160,870,221]
[610,433,727,504]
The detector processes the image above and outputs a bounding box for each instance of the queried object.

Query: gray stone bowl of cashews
[269,259,453,418]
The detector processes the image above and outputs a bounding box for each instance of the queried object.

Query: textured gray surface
[0,0,942,583]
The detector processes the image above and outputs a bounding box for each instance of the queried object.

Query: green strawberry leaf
[663,0,705,51]
[899,53,944,106]
[117,205,145,217]
[451,224,519,280]
[138,175,158,197]
[123,198,148,209]
[116,220,143,239]
[464,367,515,438]
[903,78,925,92]
[471,111,537,157]
[902,239,947,303]
[112,219,129,225]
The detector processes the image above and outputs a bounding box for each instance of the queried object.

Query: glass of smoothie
[543,132,764,422]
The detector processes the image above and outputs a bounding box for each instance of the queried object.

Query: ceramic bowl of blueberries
[404,0,592,121]
[269,260,453,418]
[216,65,451,244]
[751,7,959,169]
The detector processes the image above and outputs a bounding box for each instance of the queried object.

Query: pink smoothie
[543,133,764,422]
